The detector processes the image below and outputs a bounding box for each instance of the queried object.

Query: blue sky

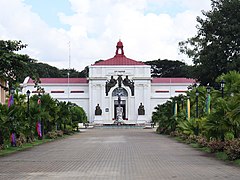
[24,0,73,29]
[0,0,211,70]
[24,0,187,29]
[145,1,185,16]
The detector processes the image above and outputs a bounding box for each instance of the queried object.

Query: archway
[112,87,128,120]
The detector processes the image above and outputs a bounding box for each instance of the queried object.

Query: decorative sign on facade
[105,75,134,96]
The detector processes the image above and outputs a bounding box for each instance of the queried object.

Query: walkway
[0,128,240,180]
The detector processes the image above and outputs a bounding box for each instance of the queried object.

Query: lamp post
[186,94,190,120]
[181,97,184,110]
[26,90,30,118]
[220,80,225,98]
[206,84,211,94]
[26,90,31,141]
[195,89,199,118]
[10,87,15,95]
[187,85,192,91]
[206,84,211,114]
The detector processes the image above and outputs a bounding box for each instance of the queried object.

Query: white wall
[21,73,192,124]
[89,65,152,123]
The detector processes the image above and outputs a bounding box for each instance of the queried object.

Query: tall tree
[145,59,193,78]
[0,40,36,86]
[30,62,83,78]
[179,0,240,85]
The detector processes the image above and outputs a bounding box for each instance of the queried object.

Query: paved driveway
[0,128,240,180]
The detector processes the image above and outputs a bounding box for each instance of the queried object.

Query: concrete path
[0,128,240,180]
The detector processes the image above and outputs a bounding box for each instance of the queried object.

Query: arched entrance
[112,87,128,120]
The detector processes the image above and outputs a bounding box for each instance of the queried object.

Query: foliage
[0,39,88,90]
[0,40,37,84]
[205,98,230,140]
[153,100,176,134]
[207,139,225,153]
[46,130,63,139]
[152,70,240,160]
[178,118,197,136]
[0,88,87,148]
[145,59,192,78]
[179,0,240,85]
[205,72,240,140]
[30,62,86,78]
[224,139,240,160]
[196,136,208,148]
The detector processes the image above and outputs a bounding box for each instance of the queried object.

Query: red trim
[28,78,88,84]
[155,90,169,93]
[51,91,64,93]
[70,90,84,93]
[175,90,187,93]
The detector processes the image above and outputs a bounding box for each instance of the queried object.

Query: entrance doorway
[114,100,126,119]
[112,87,128,120]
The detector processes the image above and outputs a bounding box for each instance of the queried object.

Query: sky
[0,0,211,71]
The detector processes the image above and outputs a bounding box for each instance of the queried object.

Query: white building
[22,41,195,125]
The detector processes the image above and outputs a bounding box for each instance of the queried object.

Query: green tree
[70,104,87,131]
[57,101,70,131]
[79,66,89,78]
[179,0,240,85]
[0,40,36,85]
[145,59,192,78]
[30,62,84,78]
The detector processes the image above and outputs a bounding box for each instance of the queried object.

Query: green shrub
[224,132,234,141]
[0,144,4,150]
[63,129,73,135]
[196,136,208,147]
[207,139,224,153]
[46,131,58,139]
[170,131,179,137]
[186,135,198,144]
[56,130,63,137]
[16,133,27,147]
[224,139,240,160]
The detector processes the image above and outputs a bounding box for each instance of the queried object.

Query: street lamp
[206,84,211,94]
[187,85,192,91]
[186,94,190,120]
[195,89,199,118]
[10,87,15,95]
[26,90,31,141]
[181,97,184,110]
[26,90,30,118]
[220,80,225,98]
[206,84,211,114]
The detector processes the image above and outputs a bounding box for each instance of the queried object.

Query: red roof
[152,78,196,84]
[93,40,146,66]
[28,78,88,84]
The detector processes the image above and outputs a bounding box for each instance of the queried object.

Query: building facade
[22,41,195,125]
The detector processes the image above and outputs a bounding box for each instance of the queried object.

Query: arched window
[112,87,128,97]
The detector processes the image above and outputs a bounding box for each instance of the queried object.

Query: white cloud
[0,0,211,71]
